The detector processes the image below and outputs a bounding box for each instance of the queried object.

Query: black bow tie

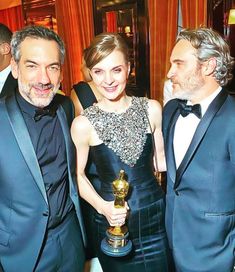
[178,100,202,119]
[34,107,57,121]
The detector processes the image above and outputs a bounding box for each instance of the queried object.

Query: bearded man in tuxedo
[163,27,235,272]
[0,25,86,271]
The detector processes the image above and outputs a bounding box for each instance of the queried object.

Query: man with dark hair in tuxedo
[0,25,86,271]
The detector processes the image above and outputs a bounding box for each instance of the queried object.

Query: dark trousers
[35,211,85,272]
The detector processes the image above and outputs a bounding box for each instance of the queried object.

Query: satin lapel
[57,106,87,245]
[6,95,48,204]
[174,90,228,189]
[165,106,180,183]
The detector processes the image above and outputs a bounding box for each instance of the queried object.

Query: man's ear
[203,58,217,76]
[11,58,19,79]
[0,42,11,55]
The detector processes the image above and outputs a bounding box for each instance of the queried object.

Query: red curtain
[0,5,25,32]
[148,0,207,102]
[55,0,94,95]
[148,0,178,103]
[181,0,207,28]
[106,11,117,32]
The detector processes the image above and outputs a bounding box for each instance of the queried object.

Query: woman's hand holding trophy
[101,170,132,257]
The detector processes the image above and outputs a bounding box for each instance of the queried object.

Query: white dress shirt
[173,87,222,169]
[0,65,11,93]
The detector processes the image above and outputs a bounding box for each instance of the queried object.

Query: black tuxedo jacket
[0,93,86,271]
[162,89,235,271]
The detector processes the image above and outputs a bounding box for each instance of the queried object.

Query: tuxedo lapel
[166,107,179,183]
[57,104,87,246]
[174,90,228,189]
[6,95,48,204]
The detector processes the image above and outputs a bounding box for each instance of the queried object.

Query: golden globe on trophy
[101,169,132,257]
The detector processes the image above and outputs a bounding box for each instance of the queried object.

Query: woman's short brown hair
[84,33,129,70]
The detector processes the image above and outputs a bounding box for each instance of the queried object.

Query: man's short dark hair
[0,23,12,44]
[11,25,65,64]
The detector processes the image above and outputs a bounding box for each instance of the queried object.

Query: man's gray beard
[172,90,192,101]
[172,82,204,102]
[18,80,60,107]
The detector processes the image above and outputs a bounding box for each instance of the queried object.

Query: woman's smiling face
[90,49,130,101]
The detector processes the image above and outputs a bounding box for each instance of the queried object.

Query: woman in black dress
[71,33,173,272]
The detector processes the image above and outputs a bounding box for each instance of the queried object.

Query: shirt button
[46,184,52,190]
[43,211,49,216]
[175,190,179,196]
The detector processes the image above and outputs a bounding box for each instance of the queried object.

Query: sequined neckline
[92,97,133,115]
[83,96,149,166]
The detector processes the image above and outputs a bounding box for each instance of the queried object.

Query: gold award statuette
[101,170,132,257]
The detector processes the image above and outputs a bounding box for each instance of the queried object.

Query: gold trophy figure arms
[101,170,132,257]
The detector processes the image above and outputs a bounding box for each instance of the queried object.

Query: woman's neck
[97,94,132,113]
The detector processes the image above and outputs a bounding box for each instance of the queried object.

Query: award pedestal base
[101,229,132,257]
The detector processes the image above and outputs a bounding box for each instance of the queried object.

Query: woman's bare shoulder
[71,115,92,143]
[147,98,162,115]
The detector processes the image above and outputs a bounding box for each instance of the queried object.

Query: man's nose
[38,67,50,84]
[167,65,175,79]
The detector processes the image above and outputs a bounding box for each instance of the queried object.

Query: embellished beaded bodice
[82,97,149,167]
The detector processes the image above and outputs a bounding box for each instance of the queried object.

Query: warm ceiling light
[124,26,131,33]
[228,9,235,25]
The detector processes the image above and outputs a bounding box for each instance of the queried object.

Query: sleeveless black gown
[88,134,173,271]
[81,96,173,271]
